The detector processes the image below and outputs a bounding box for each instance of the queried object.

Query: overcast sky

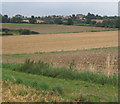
[1,2,118,17]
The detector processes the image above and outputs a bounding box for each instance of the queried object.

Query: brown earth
[2,31,118,54]
[2,48,118,75]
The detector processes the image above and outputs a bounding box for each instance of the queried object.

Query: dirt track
[2,31,118,54]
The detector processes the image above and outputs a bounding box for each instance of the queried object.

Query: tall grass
[2,59,118,86]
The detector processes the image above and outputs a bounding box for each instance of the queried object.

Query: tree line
[0,13,119,28]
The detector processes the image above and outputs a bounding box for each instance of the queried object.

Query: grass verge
[2,60,118,86]
[2,68,118,102]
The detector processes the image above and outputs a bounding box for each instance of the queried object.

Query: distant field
[2,23,115,34]
[2,31,118,54]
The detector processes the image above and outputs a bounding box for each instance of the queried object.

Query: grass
[33,29,116,35]
[2,23,116,35]
[2,68,118,102]
[2,60,118,86]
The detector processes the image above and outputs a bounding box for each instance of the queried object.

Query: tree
[67,18,73,25]
[2,15,10,23]
[54,18,63,24]
[86,13,98,19]
[10,14,23,23]
[85,18,91,24]
[91,21,96,25]
[72,14,76,20]
[38,16,41,19]
[29,15,36,24]
[0,14,2,23]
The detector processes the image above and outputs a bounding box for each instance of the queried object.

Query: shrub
[1,28,13,36]
[67,18,74,25]
[18,29,31,35]
[1,28,39,36]
[2,33,13,36]
[1,28,10,32]
[31,31,39,34]
[18,29,39,35]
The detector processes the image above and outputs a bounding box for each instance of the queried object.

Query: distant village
[19,14,103,24]
[0,13,119,28]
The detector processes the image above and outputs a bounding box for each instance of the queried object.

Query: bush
[18,29,31,35]
[0,28,13,36]
[67,18,74,25]
[2,33,13,36]
[1,28,39,36]
[1,28,10,32]
[31,31,39,34]
[18,29,39,35]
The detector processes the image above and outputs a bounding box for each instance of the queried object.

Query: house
[36,20,45,23]
[21,19,45,23]
[76,14,85,20]
[91,19,103,23]
[22,19,29,23]
[63,16,71,19]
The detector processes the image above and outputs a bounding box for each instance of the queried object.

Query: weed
[15,78,23,84]
[30,80,49,90]
[74,95,87,102]
[52,85,64,95]
[69,59,76,70]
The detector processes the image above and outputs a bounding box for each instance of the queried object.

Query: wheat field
[2,31,118,54]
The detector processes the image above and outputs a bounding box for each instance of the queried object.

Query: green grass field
[2,68,118,102]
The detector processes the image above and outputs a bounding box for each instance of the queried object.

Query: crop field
[2,23,115,34]
[2,31,118,54]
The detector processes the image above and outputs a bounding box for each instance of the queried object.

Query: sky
[1,0,120,2]
[1,2,119,17]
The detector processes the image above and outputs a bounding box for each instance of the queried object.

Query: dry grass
[2,81,64,102]
[2,31,118,54]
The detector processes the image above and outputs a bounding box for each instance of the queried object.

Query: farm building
[91,19,103,23]
[76,14,85,20]
[22,19,29,23]
[21,19,45,23]
[36,20,45,23]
